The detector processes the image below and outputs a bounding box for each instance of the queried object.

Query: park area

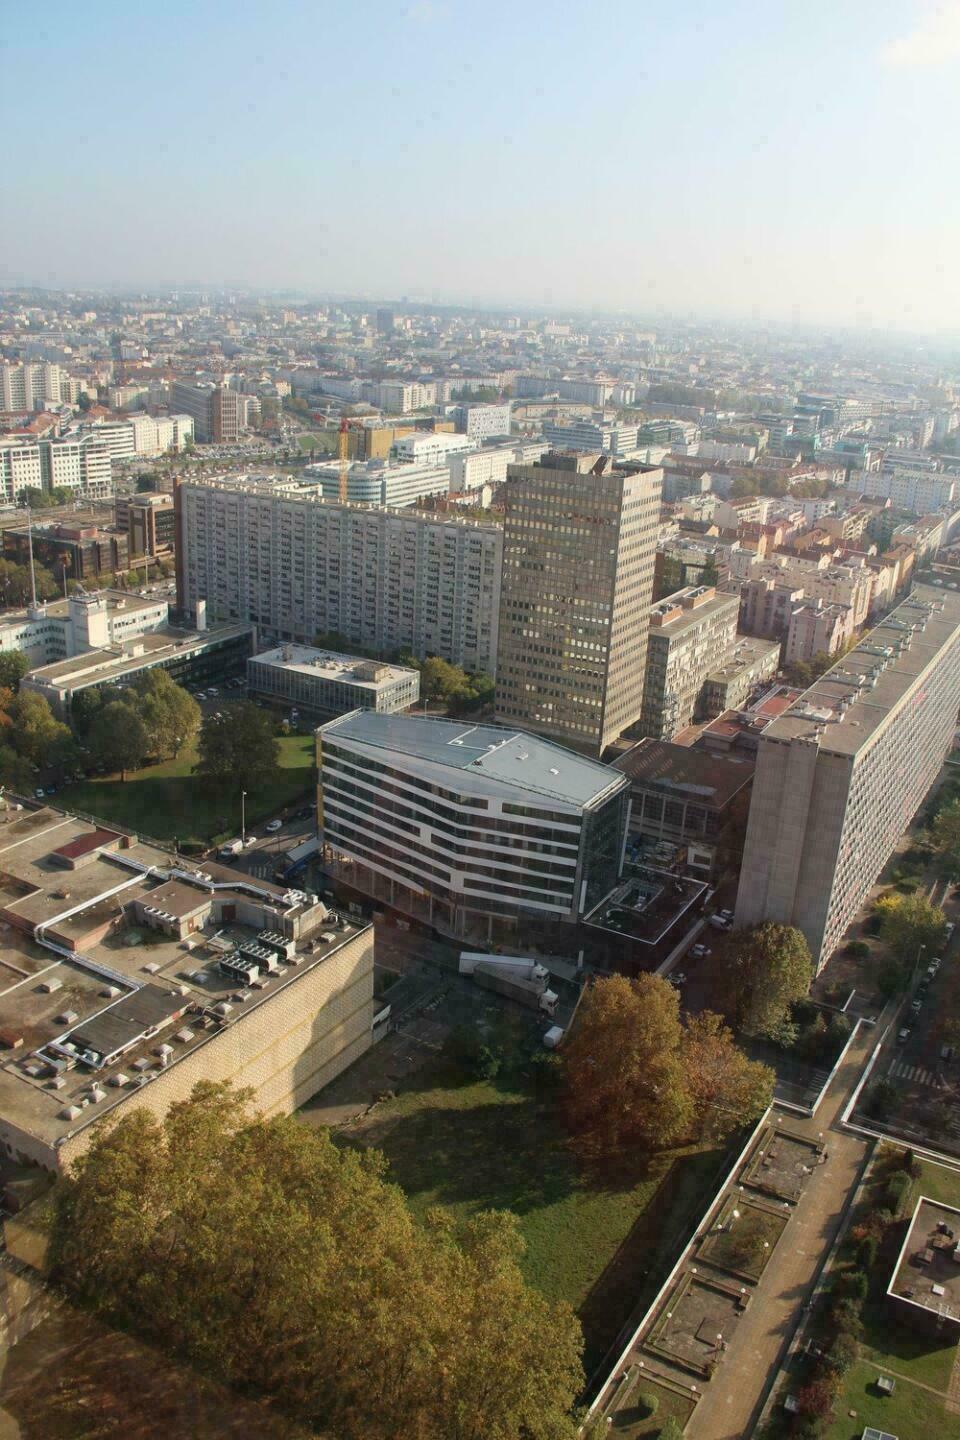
[773,1149,960,1440]
[56,734,315,848]
[336,1053,729,1379]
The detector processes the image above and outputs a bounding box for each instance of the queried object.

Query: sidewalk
[683,1027,873,1440]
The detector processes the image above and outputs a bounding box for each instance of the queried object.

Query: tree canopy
[875,891,946,965]
[931,799,960,869]
[0,557,58,606]
[197,701,280,790]
[0,650,30,693]
[9,690,73,770]
[128,669,201,759]
[88,700,148,780]
[718,923,813,1040]
[51,1081,584,1440]
[562,975,772,1152]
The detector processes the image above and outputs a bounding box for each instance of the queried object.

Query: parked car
[709,915,733,931]
[897,1028,910,1044]
[690,944,711,959]
[265,819,283,833]
[670,972,687,987]
[946,923,955,941]
[911,998,923,1013]
[34,788,45,799]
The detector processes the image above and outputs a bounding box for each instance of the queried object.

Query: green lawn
[57,735,315,847]
[340,1063,726,1375]
[296,432,334,452]
[826,1359,960,1440]
[856,1153,960,1392]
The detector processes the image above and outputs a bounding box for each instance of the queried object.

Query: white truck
[459,953,559,1016]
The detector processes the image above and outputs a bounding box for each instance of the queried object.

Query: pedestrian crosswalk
[889,1058,936,1086]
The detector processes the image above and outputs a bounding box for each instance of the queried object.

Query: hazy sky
[3,1,959,332]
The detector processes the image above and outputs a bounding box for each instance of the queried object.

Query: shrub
[857,1235,878,1269]
[866,1078,897,1119]
[796,1375,838,1418]
[899,1147,922,1178]
[885,1170,911,1214]
[824,1331,859,1376]
[827,1297,862,1339]
[832,1269,868,1302]
[659,1420,684,1440]
[846,939,870,958]
[636,1390,659,1418]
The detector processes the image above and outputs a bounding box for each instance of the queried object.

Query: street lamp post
[241,789,247,843]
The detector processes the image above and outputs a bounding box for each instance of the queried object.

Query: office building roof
[251,645,417,690]
[321,712,628,807]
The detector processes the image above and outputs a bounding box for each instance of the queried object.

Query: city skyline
[3,2,959,334]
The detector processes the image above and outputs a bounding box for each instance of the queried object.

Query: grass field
[340,1061,726,1377]
[296,432,334,452]
[57,735,315,847]
[822,1153,960,1433]
[826,1358,960,1440]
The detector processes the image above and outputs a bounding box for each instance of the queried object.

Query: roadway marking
[889,1059,935,1085]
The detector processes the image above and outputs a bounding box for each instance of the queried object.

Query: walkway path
[683,1026,874,1440]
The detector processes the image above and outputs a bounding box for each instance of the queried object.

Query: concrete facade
[495,452,661,756]
[735,586,960,969]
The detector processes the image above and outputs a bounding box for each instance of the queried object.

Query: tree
[197,701,279,790]
[9,691,72,768]
[71,686,104,735]
[0,651,30,693]
[88,700,148,780]
[50,1081,584,1440]
[0,558,58,606]
[421,656,469,707]
[0,745,33,792]
[659,1420,685,1440]
[719,924,813,1039]
[680,1012,774,1141]
[931,799,960,866]
[563,975,693,1151]
[875,892,946,964]
[128,670,200,759]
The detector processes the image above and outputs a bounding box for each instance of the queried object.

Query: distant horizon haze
[2,1,959,335]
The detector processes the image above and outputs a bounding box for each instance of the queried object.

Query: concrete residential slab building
[735,585,960,970]
[641,585,741,739]
[317,712,630,943]
[176,475,502,674]
[495,452,661,757]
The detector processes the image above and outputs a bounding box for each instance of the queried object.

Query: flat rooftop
[250,645,417,689]
[707,636,781,684]
[761,585,960,757]
[321,712,628,808]
[888,1197,960,1323]
[613,739,754,807]
[25,622,252,688]
[182,475,501,532]
[0,807,368,1153]
[649,585,740,637]
[0,588,166,632]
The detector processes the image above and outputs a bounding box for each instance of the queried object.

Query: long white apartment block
[735,585,960,969]
[176,476,503,674]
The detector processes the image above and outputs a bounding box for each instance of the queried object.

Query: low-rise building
[317,712,630,944]
[0,590,169,668]
[22,620,255,719]
[305,458,451,508]
[391,431,474,468]
[0,808,373,1172]
[4,519,127,582]
[450,402,511,441]
[612,738,755,877]
[887,1197,960,1340]
[247,645,419,717]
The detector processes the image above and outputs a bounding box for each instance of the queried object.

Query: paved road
[684,1027,874,1440]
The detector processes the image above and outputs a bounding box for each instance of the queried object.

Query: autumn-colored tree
[563,974,693,1151]
[718,924,813,1040]
[680,1012,774,1141]
[875,891,946,964]
[51,1081,583,1440]
[931,798,960,864]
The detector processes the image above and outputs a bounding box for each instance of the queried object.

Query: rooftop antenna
[23,500,37,608]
